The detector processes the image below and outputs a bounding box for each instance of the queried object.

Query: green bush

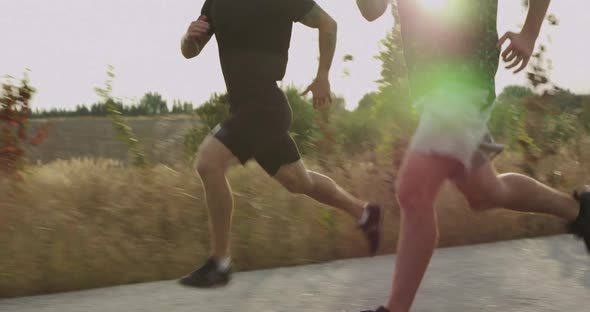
[95,66,147,168]
[284,86,320,154]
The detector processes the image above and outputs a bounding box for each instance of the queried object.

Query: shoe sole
[573,191,590,254]
[178,277,231,289]
[369,206,384,257]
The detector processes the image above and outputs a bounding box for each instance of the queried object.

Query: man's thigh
[397,151,463,195]
[451,160,504,210]
[255,134,302,177]
[196,134,240,171]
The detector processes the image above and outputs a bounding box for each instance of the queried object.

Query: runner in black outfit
[178,0,383,288]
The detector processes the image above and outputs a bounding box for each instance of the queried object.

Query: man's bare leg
[179,135,238,288]
[387,152,463,312]
[453,160,579,221]
[274,160,365,219]
[195,135,239,259]
[273,160,382,255]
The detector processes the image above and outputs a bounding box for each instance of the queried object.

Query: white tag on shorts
[212,124,222,135]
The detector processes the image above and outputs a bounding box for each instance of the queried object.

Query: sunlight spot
[417,0,449,13]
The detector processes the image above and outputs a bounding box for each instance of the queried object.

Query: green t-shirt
[398,0,500,104]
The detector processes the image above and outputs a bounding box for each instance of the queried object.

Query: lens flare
[417,0,449,13]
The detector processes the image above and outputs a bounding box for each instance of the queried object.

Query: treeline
[31,92,195,118]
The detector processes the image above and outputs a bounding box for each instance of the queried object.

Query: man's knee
[396,177,436,215]
[194,136,235,178]
[195,156,225,178]
[195,147,228,177]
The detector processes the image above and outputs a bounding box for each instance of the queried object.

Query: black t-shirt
[201,0,316,97]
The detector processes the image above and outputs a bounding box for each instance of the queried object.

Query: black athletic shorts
[213,82,301,176]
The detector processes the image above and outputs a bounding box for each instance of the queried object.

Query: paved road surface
[1,235,589,312]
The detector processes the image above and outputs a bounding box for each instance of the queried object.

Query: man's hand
[181,16,212,58]
[298,4,336,111]
[186,16,211,44]
[497,31,537,74]
[356,0,389,22]
[301,76,332,110]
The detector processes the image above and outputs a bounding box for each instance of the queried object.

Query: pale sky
[0,0,588,111]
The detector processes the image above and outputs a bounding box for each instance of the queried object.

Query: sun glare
[417,0,449,13]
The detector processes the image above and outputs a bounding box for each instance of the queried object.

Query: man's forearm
[522,0,551,38]
[181,34,202,59]
[317,19,337,79]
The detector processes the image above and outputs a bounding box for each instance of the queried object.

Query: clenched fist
[186,15,211,43]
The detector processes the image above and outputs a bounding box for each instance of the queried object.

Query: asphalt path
[1,235,588,312]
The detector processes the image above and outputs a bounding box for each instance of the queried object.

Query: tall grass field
[3,121,588,297]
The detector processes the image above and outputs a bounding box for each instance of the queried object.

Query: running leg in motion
[385,152,462,312]
[179,135,237,288]
[273,159,383,255]
[454,160,590,252]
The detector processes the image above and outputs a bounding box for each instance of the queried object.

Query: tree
[374,3,408,94]
[139,92,168,115]
[357,92,378,112]
[1,74,49,177]
[183,102,194,113]
[90,103,107,116]
[366,4,415,168]
[171,100,188,114]
[75,104,90,116]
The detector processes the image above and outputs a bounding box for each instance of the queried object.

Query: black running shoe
[361,306,390,312]
[179,258,231,288]
[569,190,590,253]
[359,203,383,256]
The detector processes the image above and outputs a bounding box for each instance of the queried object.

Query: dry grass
[2,143,588,298]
